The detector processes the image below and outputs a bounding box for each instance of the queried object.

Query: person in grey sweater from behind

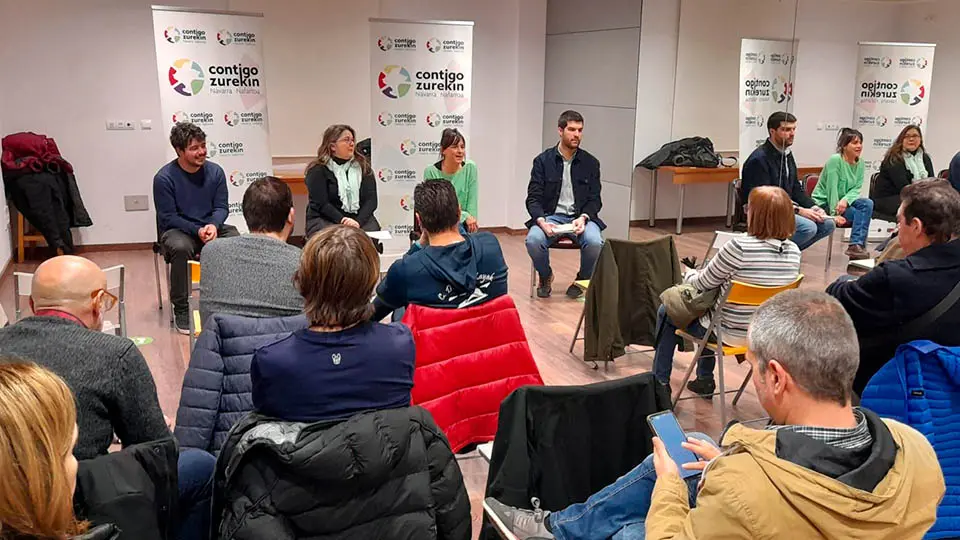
[0,256,169,460]
[199,177,304,324]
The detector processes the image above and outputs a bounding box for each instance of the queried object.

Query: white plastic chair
[14,265,126,338]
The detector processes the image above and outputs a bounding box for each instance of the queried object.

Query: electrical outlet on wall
[826,122,840,131]
[124,195,149,212]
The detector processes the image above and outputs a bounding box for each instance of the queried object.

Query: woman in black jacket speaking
[872,124,935,221]
[304,124,380,239]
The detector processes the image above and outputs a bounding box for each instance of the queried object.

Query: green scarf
[903,151,927,181]
[327,158,362,214]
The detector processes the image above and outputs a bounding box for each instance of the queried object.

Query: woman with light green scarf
[873,124,935,222]
[304,125,381,247]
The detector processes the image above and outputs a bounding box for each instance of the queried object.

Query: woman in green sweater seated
[812,128,874,260]
[423,128,479,232]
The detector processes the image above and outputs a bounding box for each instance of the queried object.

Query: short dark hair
[414,179,461,234]
[295,226,378,328]
[767,111,797,131]
[439,128,465,158]
[242,177,292,233]
[558,110,584,130]
[901,179,960,244]
[169,122,206,152]
[836,127,863,155]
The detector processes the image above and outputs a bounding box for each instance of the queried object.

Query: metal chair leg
[717,348,727,427]
[672,341,705,407]
[529,261,535,298]
[825,229,835,275]
[153,252,163,310]
[733,365,753,406]
[569,305,586,353]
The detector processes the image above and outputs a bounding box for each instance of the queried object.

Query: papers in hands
[552,223,576,234]
[366,230,392,240]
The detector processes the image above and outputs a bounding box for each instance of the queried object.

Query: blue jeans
[525,214,604,279]
[178,449,216,540]
[652,305,715,385]
[792,213,836,251]
[548,433,714,540]
[842,198,874,246]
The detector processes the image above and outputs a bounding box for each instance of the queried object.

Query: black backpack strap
[873,278,960,349]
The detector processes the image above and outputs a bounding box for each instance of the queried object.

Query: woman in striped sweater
[654,186,802,397]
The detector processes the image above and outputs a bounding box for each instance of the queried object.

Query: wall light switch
[124,195,149,212]
[140,119,153,130]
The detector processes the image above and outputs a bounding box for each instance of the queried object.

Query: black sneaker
[174,307,190,335]
[686,377,716,400]
[536,271,554,298]
[565,282,584,299]
[657,380,672,398]
[484,497,554,540]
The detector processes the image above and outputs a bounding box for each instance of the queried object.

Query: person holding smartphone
[486,291,942,540]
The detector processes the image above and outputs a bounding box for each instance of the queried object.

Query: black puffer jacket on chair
[212,408,471,540]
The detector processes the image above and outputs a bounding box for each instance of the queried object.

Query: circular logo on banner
[229,171,246,187]
[224,111,240,127]
[757,53,766,65]
[400,139,417,156]
[426,112,442,128]
[425,37,442,53]
[772,75,792,104]
[399,195,413,211]
[912,116,923,126]
[377,112,394,126]
[377,168,394,183]
[916,57,928,69]
[172,110,188,124]
[164,26,181,43]
[876,116,888,127]
[881,57,892,68]
[378,65,412,99]
[901,79,925,106]
[217,30,233,45]
[377,36,394,51]
[207,140,217,157]
[168,59,204,97]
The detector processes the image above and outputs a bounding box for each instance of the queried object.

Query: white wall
[0,0,545,244]
[898,0,960,173]
[0,85,11,267]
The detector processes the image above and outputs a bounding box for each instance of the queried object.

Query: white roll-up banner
[739,39,795,173]
[370,19,473,253]
[854,42,936,197]
[151,7,272,232]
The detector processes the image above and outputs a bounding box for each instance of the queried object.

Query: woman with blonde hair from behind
[0,362,117,539]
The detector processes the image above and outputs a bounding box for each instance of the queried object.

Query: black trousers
[160,225,239,310]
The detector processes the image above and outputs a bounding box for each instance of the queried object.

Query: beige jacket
[647,419,944,539]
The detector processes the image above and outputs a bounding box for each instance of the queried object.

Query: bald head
[31,256,106,315]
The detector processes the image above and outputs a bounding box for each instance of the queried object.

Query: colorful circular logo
[911,116,923,126]
[377,36,394,51]
[164,26,181,43]
[426,112,442,128]
[399,195,413,211]
[207,140,217,157]
[377,168,394,183]
[229,171,246,187]
[224,111,240,127]
[172,110,188,123]
[378,65,412,99]
[757,53,766,65]
[781,54,791,65]
[426,37,442,53]
[916,57,928,69]
[876,116,888,127]
[217,30,232,45]
[772,75,792,104]
[881,57,892,69]
[168,59,204,97]
[400,139,417,156]
[378,112,394,126]
[901,79,925,106]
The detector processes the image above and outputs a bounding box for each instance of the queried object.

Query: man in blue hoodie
[372,180,508,321]
[741,111,834,250]
[154,122,239,333]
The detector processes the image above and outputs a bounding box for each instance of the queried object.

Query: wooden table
[273,172,307,195]
[647,165,823,234]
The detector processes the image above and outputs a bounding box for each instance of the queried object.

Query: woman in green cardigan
[811,128,874,260]
[423,128,479,232]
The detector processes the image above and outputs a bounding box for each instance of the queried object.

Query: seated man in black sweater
[0,255,215,540]
[828,179,960,394]
[372,180,508,321]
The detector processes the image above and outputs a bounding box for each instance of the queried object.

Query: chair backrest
[869,172,880,198]
[188,260,201,285]
[725,274,804,307]
[701,231,745,268]
[939,169,950,180]
[13,267,124,335]
[13,272,32,320]
[803,174,819,198]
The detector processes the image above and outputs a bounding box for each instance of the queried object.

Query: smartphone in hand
[647,411,701,478]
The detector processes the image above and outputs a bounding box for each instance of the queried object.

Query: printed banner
[371,19,473,253]
[152,7,272,232]
[739,39,795,172]
[854,42,936,197]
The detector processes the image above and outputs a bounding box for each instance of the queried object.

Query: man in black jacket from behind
[525,110,605,299]
[742,111,835,250]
